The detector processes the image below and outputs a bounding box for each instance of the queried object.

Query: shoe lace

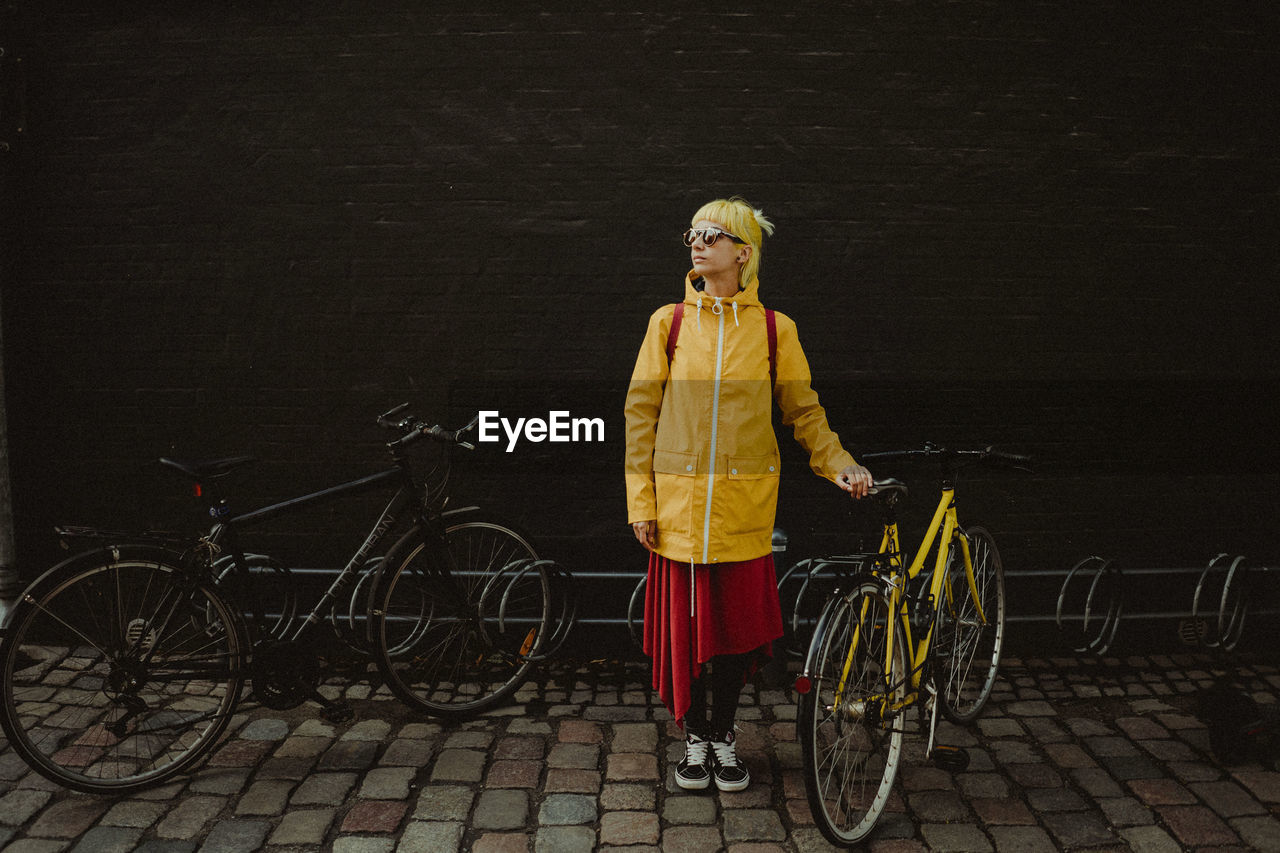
[685,734,710,766]
[711,736,740,768]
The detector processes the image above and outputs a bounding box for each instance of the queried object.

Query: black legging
[685,652,750,738]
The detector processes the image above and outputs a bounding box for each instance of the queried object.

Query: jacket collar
[683,270,763,309]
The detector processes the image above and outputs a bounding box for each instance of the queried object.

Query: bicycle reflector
[193,483,203,498]
[794,675,813,695]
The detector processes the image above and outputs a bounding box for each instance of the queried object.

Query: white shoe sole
[714,774,750,792]
[676,773,711,791]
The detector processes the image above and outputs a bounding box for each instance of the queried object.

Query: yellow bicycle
[795,444,1030,847]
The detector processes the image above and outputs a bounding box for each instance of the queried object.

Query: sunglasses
[682,227,746,247]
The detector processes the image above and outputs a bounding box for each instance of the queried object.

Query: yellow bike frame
[834,485,986,715]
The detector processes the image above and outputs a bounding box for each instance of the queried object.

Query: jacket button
[730,468,738,475]
[686,464,693,472]
[769,466,775,472]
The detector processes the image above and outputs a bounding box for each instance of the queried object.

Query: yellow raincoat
[625,272,856,564]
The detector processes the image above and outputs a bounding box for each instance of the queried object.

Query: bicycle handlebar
[376,404,477,451]
[861,443,1033,472]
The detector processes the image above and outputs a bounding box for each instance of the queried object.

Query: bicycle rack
[212,552,299,642]
[1053,554,1278,656]
[777,555,886,657]
[212,555,580,663]
[624,529,884,657]
[1192,554,1250,651]
[1055,556,1124,655]
[498,558,578,663]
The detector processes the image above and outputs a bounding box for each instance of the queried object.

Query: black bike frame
[205,453,439,646]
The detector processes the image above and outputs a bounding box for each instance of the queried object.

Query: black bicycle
[0,404,573,794]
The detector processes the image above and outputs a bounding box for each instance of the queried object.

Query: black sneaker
[675,731,711,790]
[710,729,750,792]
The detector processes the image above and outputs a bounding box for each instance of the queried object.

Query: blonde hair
[691,196,775,289]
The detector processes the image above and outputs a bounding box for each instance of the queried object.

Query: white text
[477,410,605,452]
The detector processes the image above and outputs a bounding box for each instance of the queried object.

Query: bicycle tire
[370,518,546,718]
[0,548,245,794]
[934,525,1005,724]
[798,581,906,847]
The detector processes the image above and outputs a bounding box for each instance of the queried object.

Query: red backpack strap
[666,302,684,368]
[766,308,777,389]
[668,302,774,387]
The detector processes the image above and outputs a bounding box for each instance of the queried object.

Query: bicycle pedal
[929,745,970,772]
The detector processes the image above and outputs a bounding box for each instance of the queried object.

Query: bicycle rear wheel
[934,525,1005,724]
[798,581,906,847]
[0,550,245,794]
[371,518,546,718]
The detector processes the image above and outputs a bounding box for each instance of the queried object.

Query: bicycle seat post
[876,496,898,528]
[868,479,908,525]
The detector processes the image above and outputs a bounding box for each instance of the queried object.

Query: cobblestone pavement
[0,650,1277,852]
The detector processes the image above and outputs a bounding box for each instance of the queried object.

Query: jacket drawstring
[697,295,728,330]
[691,295,742,327]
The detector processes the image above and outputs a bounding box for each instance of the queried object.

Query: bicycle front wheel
[934,525,1006,724]
[371,519,546,718]
[798,581,907,847]
[0,551,245,794]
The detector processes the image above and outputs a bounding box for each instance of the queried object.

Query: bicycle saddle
[159,455,257,482]
[868,478,908,502]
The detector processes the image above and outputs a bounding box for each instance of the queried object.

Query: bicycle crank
[250,639,322,711]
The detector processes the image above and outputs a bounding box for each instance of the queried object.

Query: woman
[624,197,873,792]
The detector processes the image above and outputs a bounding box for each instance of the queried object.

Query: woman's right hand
[632,520,657,551]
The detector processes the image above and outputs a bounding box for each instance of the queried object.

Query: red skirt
[642,552,783,728]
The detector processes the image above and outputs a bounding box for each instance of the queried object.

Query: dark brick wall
[3,3,1278,640]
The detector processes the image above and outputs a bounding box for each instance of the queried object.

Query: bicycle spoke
[935,527,1005,724]
[799,584,905,846]
[373,520,546,717]
[0,556,244,794]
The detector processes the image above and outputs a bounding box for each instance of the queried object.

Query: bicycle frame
[832,485,983,717]
[0,406,560,796]
[798,444,1024,848]
[204,456,445,647]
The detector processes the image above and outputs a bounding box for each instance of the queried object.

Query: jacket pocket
[720,454,781,537]
[654,449,699,476]
[725,453,779,479]
[653,449,697,545]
